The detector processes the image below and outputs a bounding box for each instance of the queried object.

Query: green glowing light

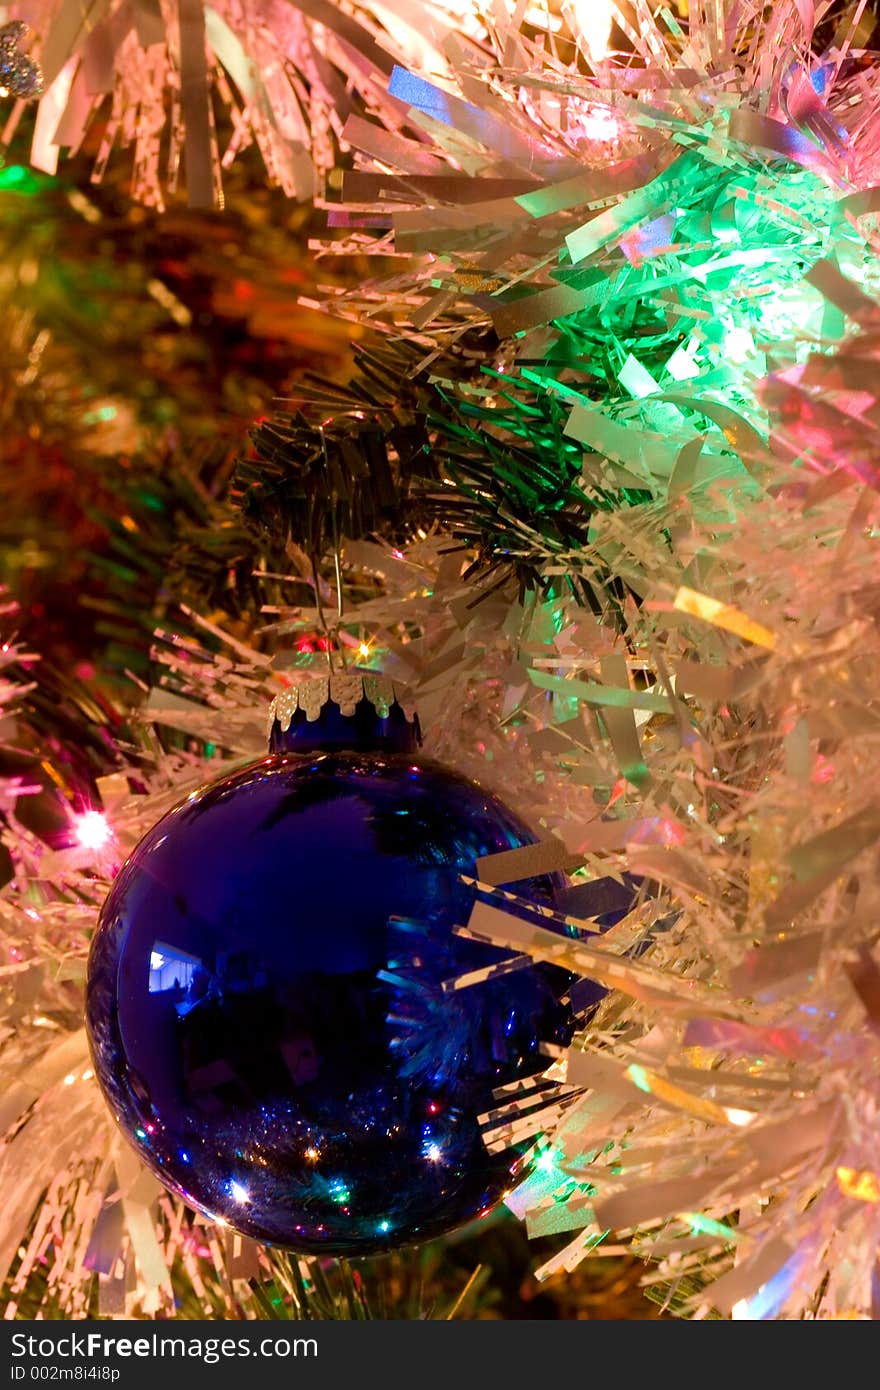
[583,1230,610,1254]
[627,1064,652,1094]
[0,165,42,193]
[683,1212,740,1242]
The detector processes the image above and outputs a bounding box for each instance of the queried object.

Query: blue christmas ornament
[86,673,585,1255]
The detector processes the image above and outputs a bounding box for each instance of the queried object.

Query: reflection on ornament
[0,22,43,100]
[86,675,608,1255]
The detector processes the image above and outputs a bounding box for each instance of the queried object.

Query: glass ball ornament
[86,674,584,1255]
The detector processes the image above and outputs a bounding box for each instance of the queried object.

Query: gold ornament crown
[267,671,418,740]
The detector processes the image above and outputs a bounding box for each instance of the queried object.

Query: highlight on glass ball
[85,674,607,1255]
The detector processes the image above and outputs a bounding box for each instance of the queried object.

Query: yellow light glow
[837,1166,880,1203]
[724,1107,756,1128]
[572,0,614,61]
[358,642,371,659]
[673,586,778,650]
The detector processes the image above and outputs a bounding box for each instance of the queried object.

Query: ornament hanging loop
[310,428,346,673]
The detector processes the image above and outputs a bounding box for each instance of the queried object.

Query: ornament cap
[267,670,421,754]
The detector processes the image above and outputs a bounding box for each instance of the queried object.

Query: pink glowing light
[579,106,620,142]
[74,810,113,851]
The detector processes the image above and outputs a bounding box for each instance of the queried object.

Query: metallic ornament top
[268,671,421,755]
[0,22,43,100]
